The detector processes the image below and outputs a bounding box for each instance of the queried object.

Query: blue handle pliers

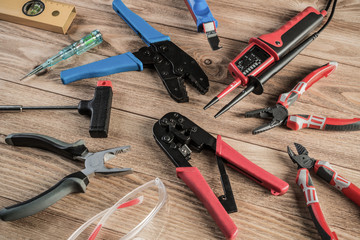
[60,0,209,103]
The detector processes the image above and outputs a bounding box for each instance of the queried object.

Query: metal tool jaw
[245,104,288,134]
[287,143,316,170]
[78,146,132,176]
[133,41,209,103]
[153,112,237,213]
[203,22,221,51]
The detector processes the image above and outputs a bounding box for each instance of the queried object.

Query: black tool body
[0,133,131,221]
[0,134,89,221]
[0,80,113,138]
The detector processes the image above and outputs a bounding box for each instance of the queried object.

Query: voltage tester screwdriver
[204,0,337,118]
[20,30,103,80]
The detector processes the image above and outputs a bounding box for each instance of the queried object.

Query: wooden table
[0,0,359,239]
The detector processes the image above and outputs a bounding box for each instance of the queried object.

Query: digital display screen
[235,45,270,76]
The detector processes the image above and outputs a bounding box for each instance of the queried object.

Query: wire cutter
[153,112,289,239]
[183,0,221,50]
[0,133,132,221]
[245,62,360,134]
[287,143,360,240]
[60,0,209,103]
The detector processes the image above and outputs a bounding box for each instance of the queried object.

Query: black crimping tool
[153,112,289,239]
[60,0,209,103]
[0,133,132,221]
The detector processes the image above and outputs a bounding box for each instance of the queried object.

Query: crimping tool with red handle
[205,0,338,118]
[153,112,289,239]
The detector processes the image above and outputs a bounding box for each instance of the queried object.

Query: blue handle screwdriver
[20,30,103,80]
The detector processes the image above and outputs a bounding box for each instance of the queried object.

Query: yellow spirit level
[0,0,76,34]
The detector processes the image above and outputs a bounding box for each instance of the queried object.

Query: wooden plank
[0,0,359,239]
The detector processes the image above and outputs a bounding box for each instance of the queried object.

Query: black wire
[317,0,337,35]
[325,0,333,11]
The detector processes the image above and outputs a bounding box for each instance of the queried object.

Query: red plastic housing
[228,7,325,88]
[215,135,289,196]
[97,80,113,88]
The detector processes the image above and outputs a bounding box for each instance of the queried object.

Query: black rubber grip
[78,85,113,138]
[324,122,360,131]
[5,133,88,159]
[0,171,89,221]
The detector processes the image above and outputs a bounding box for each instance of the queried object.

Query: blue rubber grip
[60,52,143,85]
[112,0,170,46]
[184,0,218,32]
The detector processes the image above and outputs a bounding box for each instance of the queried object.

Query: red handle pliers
[287,143,360,240]
[245,62,360,134]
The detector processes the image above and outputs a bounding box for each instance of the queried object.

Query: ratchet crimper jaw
[287,143,315,170]
[134,41,209,103]
[245,104,288,134]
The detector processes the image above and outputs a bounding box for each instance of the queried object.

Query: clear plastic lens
[68,178,167,240]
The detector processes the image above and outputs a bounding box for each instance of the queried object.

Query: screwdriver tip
[204,97,219,110]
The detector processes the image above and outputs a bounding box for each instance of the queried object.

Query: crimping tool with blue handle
[60,0,209,103]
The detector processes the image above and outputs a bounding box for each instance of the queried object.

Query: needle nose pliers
[0,133,132,221]
[287,143,360,240]
[245,62,360,134]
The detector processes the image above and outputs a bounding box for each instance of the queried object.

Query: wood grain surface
[0,0,359,239]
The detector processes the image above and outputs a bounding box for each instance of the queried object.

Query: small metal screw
[144,50,151,56]
[160,45,168,52]
[162,71,169,76]
[177,67,184,73]
[178,118,184,123]
[191,126,197,132]
[204,59,212,65]
[162,135,171,142]
[174,113,179,117]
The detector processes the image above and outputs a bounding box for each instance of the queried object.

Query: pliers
[0,133,132,221]
[183,0,221,50]
[60,0,209,103]
[245,62,360,134]
[287,143,360,240]
[153,112,289,239]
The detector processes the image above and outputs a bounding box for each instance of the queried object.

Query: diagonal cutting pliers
[60,0,209,103]
[287,143,360,240]
[0,133,132,221]
[245,62,360,134]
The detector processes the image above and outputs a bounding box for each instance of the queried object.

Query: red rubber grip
[296,169,338,240]
[342,183,360,207]
[314,160,360,206]
[176,167,238,240]
[259,7,323,48]
[287,115,360,131]
[215,135,289,196]
[277,62,337,108]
